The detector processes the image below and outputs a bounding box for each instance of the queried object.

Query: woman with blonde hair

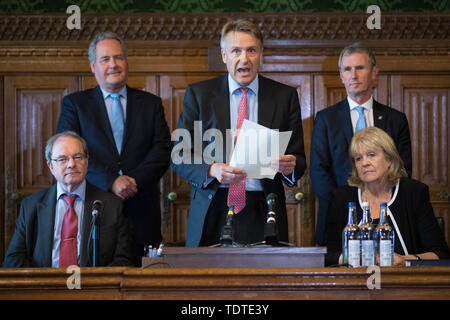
[324,127,449,266]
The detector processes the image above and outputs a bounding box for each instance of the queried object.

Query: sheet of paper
[229,119,292,179]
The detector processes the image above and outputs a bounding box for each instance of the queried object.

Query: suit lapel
[122,86,138,154]
[92,86,119,154]
[36,185,57,267]
[79,183,96,267]
[339,99,354,146]
[212,75,231,162]
[257,76,277,129]
[373,99,388,130]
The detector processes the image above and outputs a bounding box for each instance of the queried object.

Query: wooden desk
[0,266,449,300]
[142,247,327,268]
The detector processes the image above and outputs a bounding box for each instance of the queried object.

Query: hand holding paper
[229,119,293,179]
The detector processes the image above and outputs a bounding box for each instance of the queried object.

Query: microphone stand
[219,206,235,247]
[210,206,243,247]
[249,194,295,247]
[92,210,100,267]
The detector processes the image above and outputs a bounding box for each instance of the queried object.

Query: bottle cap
[380,202,387,207]
[348,202,357,207]
[362,201,369,207]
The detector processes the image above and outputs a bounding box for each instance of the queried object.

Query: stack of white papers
[229,119,292,179]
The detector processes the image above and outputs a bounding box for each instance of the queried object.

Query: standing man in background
[310,43,412,245]
[57,32,172,266]
[172,19,306,246]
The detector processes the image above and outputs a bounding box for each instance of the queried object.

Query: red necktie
[227,87,249,213]
[59,194,78,268]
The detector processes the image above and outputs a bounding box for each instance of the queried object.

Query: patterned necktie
[227,87,249,214]
[110,93,124,153]
[59,194,78,268]
[355,106,367,132]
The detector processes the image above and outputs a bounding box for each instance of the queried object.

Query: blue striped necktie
[355,106,367,132]
[110,93,124,153]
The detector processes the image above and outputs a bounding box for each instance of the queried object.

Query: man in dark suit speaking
[3,131,133,268]
[310,43,412,245]
[56,32,172,266]
[171,19,306,246]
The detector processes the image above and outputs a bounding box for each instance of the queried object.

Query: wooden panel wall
[0,13,449,260]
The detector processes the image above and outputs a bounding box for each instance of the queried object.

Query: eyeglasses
[51,154,86,165]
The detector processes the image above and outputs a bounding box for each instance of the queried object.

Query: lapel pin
[378,116,383,120]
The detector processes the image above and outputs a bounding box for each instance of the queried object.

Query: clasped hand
[112,175,138,200]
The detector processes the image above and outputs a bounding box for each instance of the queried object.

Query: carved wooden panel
[261,74,314,246]
[0,76,4,260]
[172,205,190,244]
[391,75,449,184]
[1,13,448,42]
[160,74,219,190]
[3,75,79,255]
[391,75,450,245]
[160,74,220,243]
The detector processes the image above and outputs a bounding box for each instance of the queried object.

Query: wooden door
[391,75,450,245]
[159,74,220,244]
[262,73,314,246]
[2,75,79,259]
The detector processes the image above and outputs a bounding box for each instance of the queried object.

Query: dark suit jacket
[171,74,307,246]
[56,86,172,245]
[310,98,412,244]
[2,182,133,268]
[323,178,449,266]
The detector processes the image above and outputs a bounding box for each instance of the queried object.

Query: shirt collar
[56,180,86,202]
[228,73,258,96]
[100,85,127,100]
[347,95,373,112]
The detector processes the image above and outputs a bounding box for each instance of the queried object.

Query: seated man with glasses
[2,131,133,268]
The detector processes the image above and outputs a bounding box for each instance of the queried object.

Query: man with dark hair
[310,42,412,245]
[172,19,307,246]
[57,32,172,266]
[3,131,133,268]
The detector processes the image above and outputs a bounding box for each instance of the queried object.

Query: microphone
[91,200,103,267]
[220,206,235,247]
[92,200,103,219]
[264,193,278,245]
[266,193,277,224]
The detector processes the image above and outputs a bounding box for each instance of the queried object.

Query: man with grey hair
[57,31,172,266]
[3,131,133,267]
[310,42,412,245]
[172,19,306,246]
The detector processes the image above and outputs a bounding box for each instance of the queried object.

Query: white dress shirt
[347,96,374,133]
